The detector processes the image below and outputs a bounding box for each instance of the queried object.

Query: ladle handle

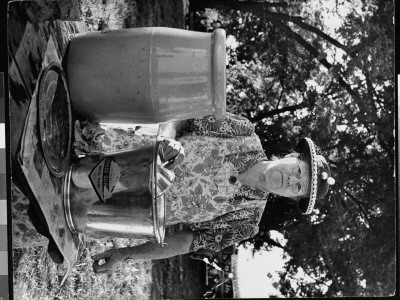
[158,142,176,169]
[161,159,174,168]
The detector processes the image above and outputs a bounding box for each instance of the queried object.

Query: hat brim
[295,137,318,214]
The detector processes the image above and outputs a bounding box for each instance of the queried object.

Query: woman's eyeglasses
[291,164,302,194]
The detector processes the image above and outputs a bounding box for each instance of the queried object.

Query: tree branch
[263,11,348,51]
[322,79,335,97]
[252,102,306,122]
[298,263,332,286]
[341,186,377,233]
[346,34,379,58]
[190,0,270,13]
[254,0,288,8]
[276,80,285,109]
[364,72,379,114]
[327,159,339,165]
[264,233,288,251]
[191,0,347,52]
[273,20,333,68]
[271,20,366,113]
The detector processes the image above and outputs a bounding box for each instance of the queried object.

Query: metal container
[63,142,170,244]
[67,27,226,123]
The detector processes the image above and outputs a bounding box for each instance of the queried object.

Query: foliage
[192,0,395,296]
[79,0,137,31]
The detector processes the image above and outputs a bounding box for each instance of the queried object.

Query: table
[8,0,86,282]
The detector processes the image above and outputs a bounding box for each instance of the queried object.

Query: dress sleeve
[181,112,255,138]
[188,206,264,252]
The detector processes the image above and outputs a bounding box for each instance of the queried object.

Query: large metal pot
[63,142,171,244]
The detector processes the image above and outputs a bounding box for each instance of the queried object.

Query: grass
[13,239,153,300]
[13,232,206,299]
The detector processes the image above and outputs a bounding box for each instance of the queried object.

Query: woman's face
[259,154,310,198]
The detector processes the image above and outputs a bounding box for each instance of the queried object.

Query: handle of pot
[161,159,174,169]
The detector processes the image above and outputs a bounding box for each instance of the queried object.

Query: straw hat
[295,137,335,214]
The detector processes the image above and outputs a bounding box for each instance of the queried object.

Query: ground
[151,255,207,299]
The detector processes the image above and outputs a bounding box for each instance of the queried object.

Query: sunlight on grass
[13,239,153,300]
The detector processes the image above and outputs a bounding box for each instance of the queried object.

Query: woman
[74,113,335,274]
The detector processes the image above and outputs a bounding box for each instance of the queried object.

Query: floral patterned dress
[168,118,270,251]
[13,113,270,252]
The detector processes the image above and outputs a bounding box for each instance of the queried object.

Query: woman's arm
[157,120,188,162]
[157,120,188,140]
[92,230,194,274]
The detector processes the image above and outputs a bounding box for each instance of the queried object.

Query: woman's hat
[295,137,334,214]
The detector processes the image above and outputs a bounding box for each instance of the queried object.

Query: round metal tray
[38,62,72,177]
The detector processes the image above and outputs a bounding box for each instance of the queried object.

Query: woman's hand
[92,248,126,274]
[160,139,184,162]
